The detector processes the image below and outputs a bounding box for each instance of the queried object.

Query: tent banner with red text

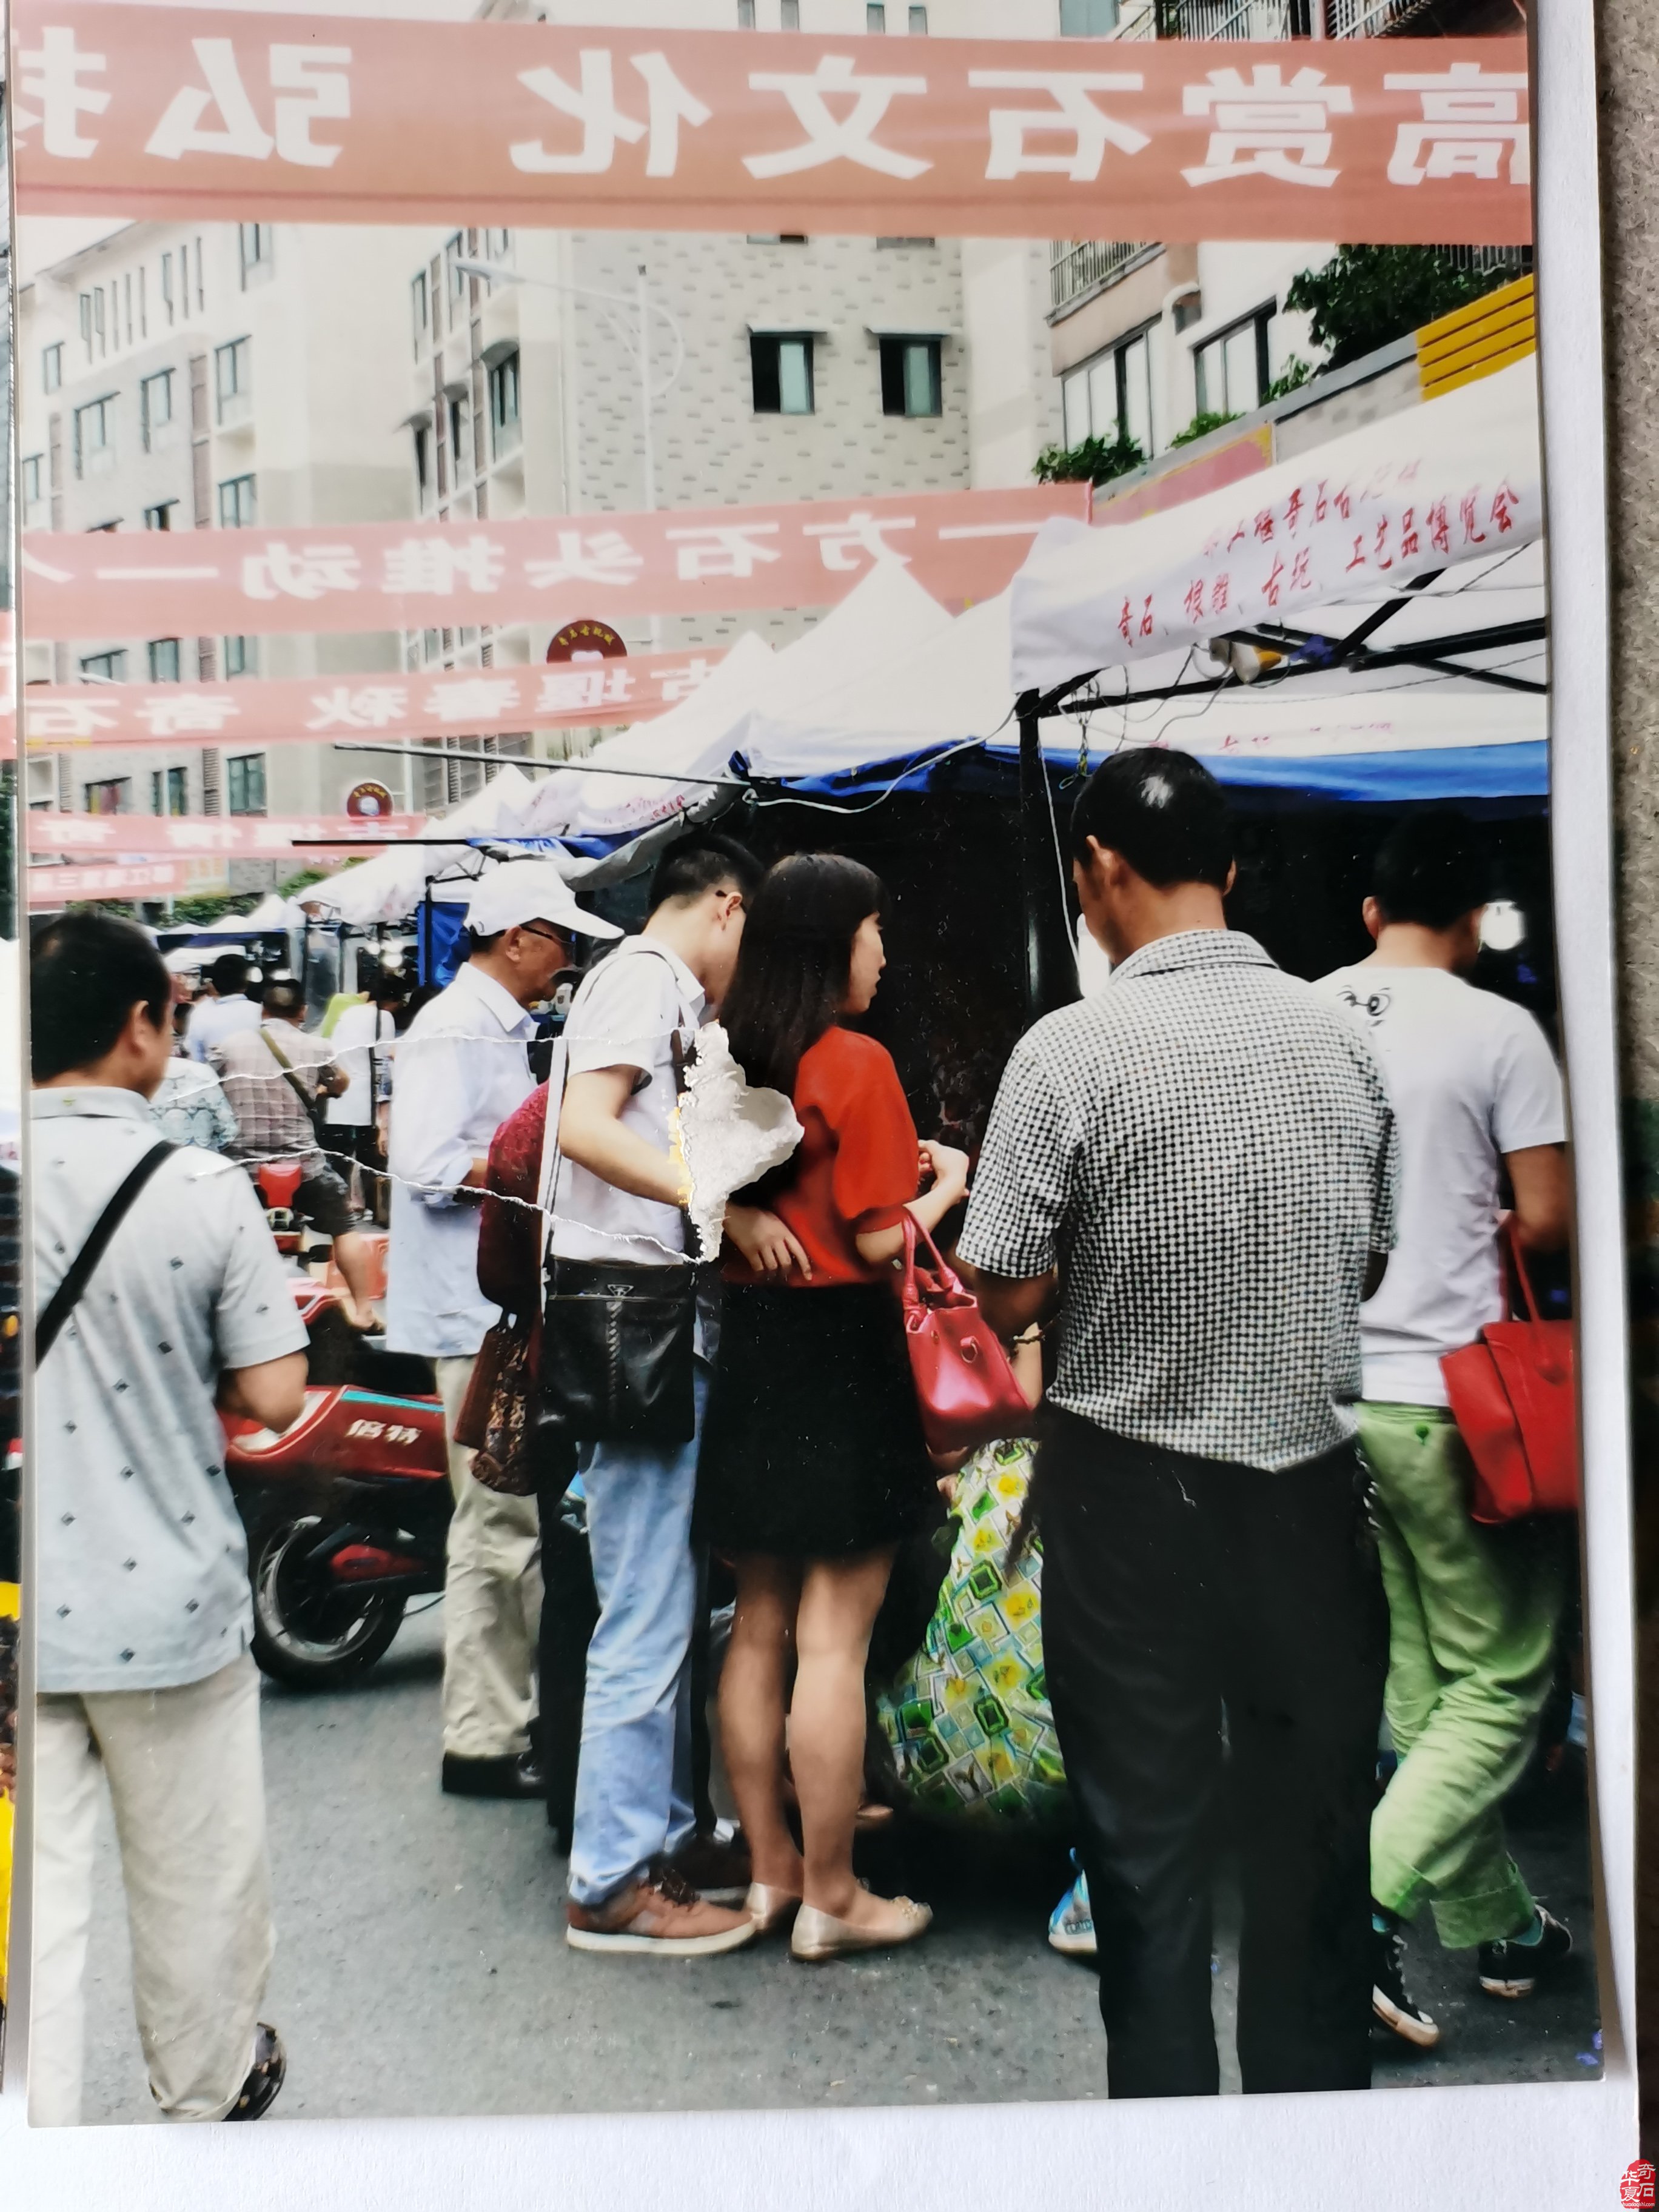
[27,813,426,860]
[22,649,723,751]
[18,488,1087,643]
[10,12,1529,246]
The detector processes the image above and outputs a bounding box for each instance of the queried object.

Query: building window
[1059,0,1121,25]
[780,0,800,25]
[412,270,429,356]
[489,351,521,455]
[879,337,942,417]
[215,337,252,424]
[224,636,257,678]
[73,396,117,478]
[42,343,62,393]
[81,651,127,683]
[22,457,44,518]
[149,638,182,683]
[152,767,189,817]
[1062,328,1154,457]
[161,251,175,324]
[484,229,511,263]
[414,422,432,502]
[85,777,131,816]
[140,368,173,451]
[239,224,275,289]
[227,754,267,816]
[445,232,467,306]
[908,2,927,27]
[218,475,257,528]
[1194,307,1273,421]
[737,0,755,19]
[449,397,470,474]
[867,2,886,24]
[751,333,814,415]
[144,500,177,531]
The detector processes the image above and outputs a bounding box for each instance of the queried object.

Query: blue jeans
[566,1358,709,1908]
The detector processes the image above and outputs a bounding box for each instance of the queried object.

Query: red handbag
[1439,1217,1579,1524]
[897,1215,1036,1456]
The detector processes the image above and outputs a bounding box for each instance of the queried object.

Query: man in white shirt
[324,966,404,1226]
[1316,812,1574,2051]
[30,914,308,2125]
[553,831,803,1959]
[387,863,620,1800]
[186,954,264,1063]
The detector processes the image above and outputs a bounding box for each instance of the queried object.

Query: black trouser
[1038,1409,1388,2099]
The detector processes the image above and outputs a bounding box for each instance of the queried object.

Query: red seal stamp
[1619,2161,1656,2208]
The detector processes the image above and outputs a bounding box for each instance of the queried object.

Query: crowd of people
[27,746,1581,2120]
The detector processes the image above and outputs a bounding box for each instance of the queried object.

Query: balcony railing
[1050,239,1157,315]
[1106,0,1310,38]
[1324,0,1438,33]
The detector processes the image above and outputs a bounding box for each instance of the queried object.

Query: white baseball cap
[464,860,622,941]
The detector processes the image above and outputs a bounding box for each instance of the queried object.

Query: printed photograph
[10,0,1607,2129]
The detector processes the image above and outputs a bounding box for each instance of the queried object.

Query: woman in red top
[695,854,970,1962]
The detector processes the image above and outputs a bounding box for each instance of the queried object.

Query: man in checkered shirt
[959,748,1396,2100]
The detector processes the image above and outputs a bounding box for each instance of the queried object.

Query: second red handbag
[897,1215,1036,1456]
[1439,1216,1578,1524]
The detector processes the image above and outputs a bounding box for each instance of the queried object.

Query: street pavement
[74,1603,1602,2122]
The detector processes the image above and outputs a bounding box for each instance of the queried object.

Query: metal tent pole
[1016,689,1080,1025]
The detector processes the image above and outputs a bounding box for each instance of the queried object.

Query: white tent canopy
[514,558,956,845]
[310,762,543,927]
[740,545,1544,792]
[1007,358,1543,698]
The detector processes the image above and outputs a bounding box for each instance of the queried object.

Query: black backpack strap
[36,1139,176,1365]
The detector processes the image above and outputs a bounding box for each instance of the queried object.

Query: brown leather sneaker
[566,1867,759,1956]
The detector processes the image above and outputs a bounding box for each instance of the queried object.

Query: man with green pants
[1318,813,1573,2049]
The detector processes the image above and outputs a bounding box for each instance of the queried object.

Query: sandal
[224,2023,286,2121]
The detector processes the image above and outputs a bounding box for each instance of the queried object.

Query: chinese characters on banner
[18,487,1087,642]
[20,646,725,751]
[1008,359,1541,694]
[25,858,201,905]
[28,813,425,858]
[12,12,1530,246]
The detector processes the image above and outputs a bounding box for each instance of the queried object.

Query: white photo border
[0,1,1640,2203]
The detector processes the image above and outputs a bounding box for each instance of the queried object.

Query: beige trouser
[437,1353,543,1760]
[30,1654,272,2127]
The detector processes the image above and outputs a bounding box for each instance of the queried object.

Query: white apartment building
[18,219,421,847]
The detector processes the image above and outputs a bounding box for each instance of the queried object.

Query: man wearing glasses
[387,862,621,1800]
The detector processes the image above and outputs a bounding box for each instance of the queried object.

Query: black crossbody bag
[537,948,699,1447]
[36,1140,176,1363]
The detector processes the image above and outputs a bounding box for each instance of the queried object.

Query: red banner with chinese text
[28,813,425,859]
[10,13,1529,245]
[18,487,1085,642]
[22,649,723,751]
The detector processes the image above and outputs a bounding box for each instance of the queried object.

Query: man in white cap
[387,861,620,1799]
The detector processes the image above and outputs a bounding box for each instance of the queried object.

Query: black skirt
[695,1281,935,1558]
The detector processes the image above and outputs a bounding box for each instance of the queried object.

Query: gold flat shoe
[790,1896,933,1963]
[746,1883,802,1936]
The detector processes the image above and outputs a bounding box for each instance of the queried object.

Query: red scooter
[225,1278,453,1689]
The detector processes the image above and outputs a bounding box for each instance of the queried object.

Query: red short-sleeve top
[725,1027,919,1289]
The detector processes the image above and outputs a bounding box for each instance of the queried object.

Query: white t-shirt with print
[1313,963,1565,1407]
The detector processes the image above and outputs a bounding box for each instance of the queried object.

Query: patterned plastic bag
[875,1438,1071,1833]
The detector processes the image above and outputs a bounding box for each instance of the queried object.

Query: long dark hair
[722,853,887,1097]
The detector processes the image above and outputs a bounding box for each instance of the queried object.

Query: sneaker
[1048,1852,1096,1959]
[1479,1906,1572,1998]
[1372,1921,1440,2048]
[665,1822,752,1906]
[566,1868,758,1956]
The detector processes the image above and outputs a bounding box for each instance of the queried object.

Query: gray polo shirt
[34,1085,308,1692]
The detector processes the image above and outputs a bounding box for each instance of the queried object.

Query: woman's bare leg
[719,1554,804,1894]
[792,1547,898,1924]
